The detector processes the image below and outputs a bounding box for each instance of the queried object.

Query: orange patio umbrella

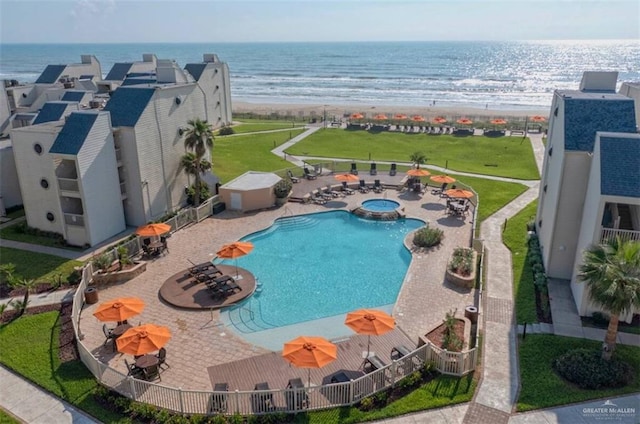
[135,223,171,237]
[93,297,145,323]
[430,175,457,184]
[217,241,254,278]
[490,118,507,125]
[283,336,337,388]
[530,115,546,122]
[433,117,447,124]
[345,309,395,357]
[456,118,473,126]
[116,324,172,356]
[393,114,408,120]
[445,188,474,199]
[407,168,431,177]
[373,114,388,121]
[412,115,426,122]
[350,113,364,120]
[334,173,359,183]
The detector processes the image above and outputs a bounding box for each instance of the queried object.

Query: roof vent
[89,100,102,109]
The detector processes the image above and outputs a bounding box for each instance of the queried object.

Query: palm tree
[409,151,427,169]
[13,278,38,317]
[180,152,212,205]
[182,118,214,206]
[578,237,640,360]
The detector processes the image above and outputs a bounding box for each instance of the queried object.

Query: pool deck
[79,179,475,391]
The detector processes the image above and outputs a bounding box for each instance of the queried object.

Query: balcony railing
[600,227,640,244]
[58,178,79,192]
[64,213,84,227]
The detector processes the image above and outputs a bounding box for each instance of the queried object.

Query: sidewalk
[0,365,100,424]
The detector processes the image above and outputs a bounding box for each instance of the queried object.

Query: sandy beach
[232,100,549,121]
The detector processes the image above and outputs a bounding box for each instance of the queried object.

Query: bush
[185,182,211,205]
[92,254,112,272]
[413,226,444,248]
[553,348,634,389]
[274,178,293,198]
[591,311,610,327]
[448,247,473,276]
[218,125,235,136]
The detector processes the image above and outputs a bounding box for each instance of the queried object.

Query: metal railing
[600,227,640,244]
[64,213,85,227]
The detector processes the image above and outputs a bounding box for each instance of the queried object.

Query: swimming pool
[361,199,400,212]
[219,211,424,348]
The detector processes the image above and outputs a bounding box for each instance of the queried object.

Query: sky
[1,0,638,43]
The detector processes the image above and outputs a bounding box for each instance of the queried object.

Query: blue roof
[103,87,155,127]
[61,91,86,102]
[35,65,66,84]
[49,112,98,155]
[600,136,640,198]
[105,63,133,81]
[564,97,637,151]
[185,63,207,81]
[33,101,72,125]
[121,77,156,86]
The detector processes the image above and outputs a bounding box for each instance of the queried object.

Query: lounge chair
[210,383,229,413]
[142,363,161,382]
[286,378,309,410]
[341,181,355,195]
[373,179,384,193]
[369,163,377,175]
[311,193,327,204]
[389,163,397,176]
[391,345,412,361]
[303,167,317,180]
[350,163,358,175]
[287,170,299,183]
[363,354,387,373]
[252,382,274,413]
[358,179,370,193]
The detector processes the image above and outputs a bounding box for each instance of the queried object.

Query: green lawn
[285,129,539,180]
[0,222,82,250]
[503,201,539,324]
[0,409,20,424]
[518,334,640,411]
[224,118,306,134]
[0,247,82,284]
[213,128,305,183]
[0,311,129,423]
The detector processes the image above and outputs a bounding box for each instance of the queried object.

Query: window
[543,184,547,193]
[548,147,553,157]
[538,219,543,228]
[46,212,55,222]
[40,178,49,189]
[553,107,558,117]
[34,143,43,155]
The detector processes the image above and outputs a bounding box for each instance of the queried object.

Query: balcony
[600,227,640,244]
[120,182,127,200]
[58,178,79,192]
[64,213,85,227]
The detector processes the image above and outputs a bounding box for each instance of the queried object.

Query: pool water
[220,211,423,346]
[361,199,400,212]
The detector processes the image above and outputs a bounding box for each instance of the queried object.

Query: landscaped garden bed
[445,247,477,289]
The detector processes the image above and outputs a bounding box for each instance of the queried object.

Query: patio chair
[209,383,229,413]
[303,167,317,180]
[125,359,144,378]
[373,179,384,193]
[432,182,448,196]
[341,181,355,195]
[156,347,170,370]
[287,170,300,183]
[102,324,116,347]
[350,163,358,175]
[358,180,370,193]
[142,363,161,382]
[369,163,377,175]
[286,378,309,410]
[160,236,169,254]
[389,163,397,176]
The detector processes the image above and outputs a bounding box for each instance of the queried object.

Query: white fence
[600,227,640,244]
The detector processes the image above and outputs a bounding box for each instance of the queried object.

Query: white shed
[219,171,282,212]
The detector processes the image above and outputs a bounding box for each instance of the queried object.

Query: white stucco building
[5,53,232,246]
[536,71,640,321]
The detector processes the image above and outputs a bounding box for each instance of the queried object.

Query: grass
[0,222,82,250]
[0,311,129,423]
[4,207,25,221]
[503,200,539,324]
[297,374,476,423]
[224,118,305,134]
[0,246,82,284]
[285,129,539,180]
[213,128,306,183]
[0,409,20,424]
[518,334,640,411]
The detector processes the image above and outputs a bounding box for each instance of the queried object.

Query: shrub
[218,125,234,136]
[591,311,610,327]
[274,178,293,198]
[92,254,112,272]
[553,348,633,389]
[448,247,474,276]
[66,269,82,285]
[413,226,444,248]
[186,182,211,205]
[359,396,375,411]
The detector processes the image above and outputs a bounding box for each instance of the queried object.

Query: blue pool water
[361,199,400,212]
[219,211,423,343]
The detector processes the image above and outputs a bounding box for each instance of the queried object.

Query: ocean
[1,40,638,110]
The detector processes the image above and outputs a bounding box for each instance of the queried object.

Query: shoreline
[231,100,549,120]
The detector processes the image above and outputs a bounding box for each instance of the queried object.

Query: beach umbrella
[393,114,408,120]
[345,309,395,357]
[373,114,388,121]
[116,324,172,356]
[283,336,337,388]
[135,223,171,237]
[93,297,145,323]
[350,113,364,120]
[334,173,359,183]
[490,118,507,126]
[412,115,426,122]
[217,241,254,278]
[445,188,474,199]
[530,115,546,122]
[433,117,447,124]
[430,175,457,184]
[407,169,431,177]
[456,118,473,126]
